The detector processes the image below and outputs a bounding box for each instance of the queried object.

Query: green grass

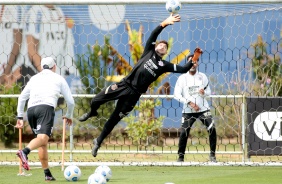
[0,166,282,184]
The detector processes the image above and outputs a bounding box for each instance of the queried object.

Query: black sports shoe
[45,176,56,181]
[177,157,184,162]
[209,155,217,162]
[92,138,100,157]
[79,111,98,122]
[177,154,184,162]
[16,150,30,170]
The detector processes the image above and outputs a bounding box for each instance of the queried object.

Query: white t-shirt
[17,5,75,76]
[0,5,24,75]
[174,71,211,113]
[17,69,75,119]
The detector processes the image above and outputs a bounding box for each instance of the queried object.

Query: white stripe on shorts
[207,120,214,130]
[105,86,111,94]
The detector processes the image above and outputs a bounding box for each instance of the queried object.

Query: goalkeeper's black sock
[44,168,53,177]
[22,147,31,155]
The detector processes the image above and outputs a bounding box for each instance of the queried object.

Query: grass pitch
[0,165,281,184]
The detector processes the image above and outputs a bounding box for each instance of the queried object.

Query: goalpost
[1,0,282,4]
[0,1,281,167]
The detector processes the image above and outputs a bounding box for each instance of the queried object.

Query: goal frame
[0,0,281,167]
[1,0,282,5]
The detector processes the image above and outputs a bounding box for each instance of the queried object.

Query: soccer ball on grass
[88,173,107,184]
[166,0,182,14]
[64,165,82,181]
[94,165,112,182]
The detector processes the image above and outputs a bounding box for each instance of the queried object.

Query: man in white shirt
[15,57,75,181]
[174,48,217,162]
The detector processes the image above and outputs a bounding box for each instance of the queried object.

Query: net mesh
[0,2,281,166]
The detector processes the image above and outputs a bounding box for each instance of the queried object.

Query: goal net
[0,1,281,167]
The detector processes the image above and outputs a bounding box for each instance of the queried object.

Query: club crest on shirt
[158,60,164,66]
[198,76,203,81]
[36,125,41,131]
[111,84,118,90]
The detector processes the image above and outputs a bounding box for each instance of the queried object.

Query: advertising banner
[247,97,282,157]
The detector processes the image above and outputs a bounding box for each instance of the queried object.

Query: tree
[74,36,117,135]
[0,84,21,147]
[251,35,282,96]
[123,99,164,150]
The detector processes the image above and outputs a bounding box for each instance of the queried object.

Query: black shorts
[92,80,140,103]
[182,110,214,130]
[27,105,55,137]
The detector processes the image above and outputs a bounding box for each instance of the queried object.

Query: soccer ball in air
[64,165,82,181]
[166,0,182,14]
[94,165,112,182]
[88,173,107,184]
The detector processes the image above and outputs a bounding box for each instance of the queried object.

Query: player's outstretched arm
[160,14,181,27]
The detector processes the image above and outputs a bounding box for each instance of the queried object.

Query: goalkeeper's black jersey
[124,25,194,94]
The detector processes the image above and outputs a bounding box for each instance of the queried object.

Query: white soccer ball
[88,173,107,184]
[64,165,82,182]
[94,165,112,182]
[166,0,182,14]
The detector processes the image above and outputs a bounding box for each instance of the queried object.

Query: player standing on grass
[78,14,199,158]
[15,57,75,181]
[174,48,217,162]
